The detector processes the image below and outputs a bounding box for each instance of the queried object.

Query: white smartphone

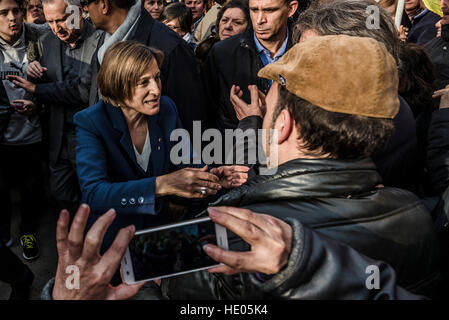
[121,216,228,284]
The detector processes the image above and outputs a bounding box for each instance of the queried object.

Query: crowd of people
[1,0,449,300]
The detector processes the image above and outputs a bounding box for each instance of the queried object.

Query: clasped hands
[156,165,250,199]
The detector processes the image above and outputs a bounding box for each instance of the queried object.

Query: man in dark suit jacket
[10,0,209,137]
[28,0,104,215]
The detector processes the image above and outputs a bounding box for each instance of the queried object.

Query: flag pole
[395,0,406,29]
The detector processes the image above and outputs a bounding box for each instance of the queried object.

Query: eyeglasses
[80,0,97,8]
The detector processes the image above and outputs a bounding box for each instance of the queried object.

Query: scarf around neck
[97,0,141,65]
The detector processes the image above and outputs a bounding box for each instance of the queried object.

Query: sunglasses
[80,0,97,7]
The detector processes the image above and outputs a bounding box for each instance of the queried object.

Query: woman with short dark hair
[142,0,164,20]
[195,0,249,64]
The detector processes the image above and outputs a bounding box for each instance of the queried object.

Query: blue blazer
[74,96,190,243]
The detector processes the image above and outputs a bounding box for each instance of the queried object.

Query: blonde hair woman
[74,40,248,251]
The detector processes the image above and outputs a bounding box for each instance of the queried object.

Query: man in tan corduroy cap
[220,34,440,298]
[44,35,440,300]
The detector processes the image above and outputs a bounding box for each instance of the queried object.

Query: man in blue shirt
[253,28,289,87]
[202,0,299,134]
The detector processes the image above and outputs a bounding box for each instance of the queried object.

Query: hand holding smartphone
[121,216,228,284]
[11,102,24,110]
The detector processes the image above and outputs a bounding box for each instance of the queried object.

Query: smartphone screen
[125,218,224,282]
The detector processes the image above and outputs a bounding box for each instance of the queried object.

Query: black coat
[34,6,208,137]
[372,96,419,191]
[162,158,440,299]
[202,28,292,132]
[35,22,103,164]
[427,108,449,194]
[408,10,440,46]
[425,35,449,89]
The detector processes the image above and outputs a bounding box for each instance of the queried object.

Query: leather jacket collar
[213,158,382,207]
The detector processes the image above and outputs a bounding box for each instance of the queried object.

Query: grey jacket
[35,20,103,163]
[0,23,47,145]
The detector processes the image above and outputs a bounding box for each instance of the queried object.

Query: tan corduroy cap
[258,35,399,119]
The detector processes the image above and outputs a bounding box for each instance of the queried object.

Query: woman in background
[161,2,195,48]
[142,0,164,20]
[195,0,249,64]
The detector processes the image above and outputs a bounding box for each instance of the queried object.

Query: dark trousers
[0,241,27,285]
[0,143,46,238]
[49,132,81,217]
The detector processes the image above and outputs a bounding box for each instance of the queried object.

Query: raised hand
[52,204,145,300]
[230,84,266,120]
[203,206,292,275]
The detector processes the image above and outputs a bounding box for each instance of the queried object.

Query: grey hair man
[26,0,104,216]
[40,0,83,46]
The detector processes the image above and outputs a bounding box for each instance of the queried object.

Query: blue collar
[414,8,429,20]
[253,28,289,66]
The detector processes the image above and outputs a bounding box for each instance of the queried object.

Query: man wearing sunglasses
[8,0,209,139]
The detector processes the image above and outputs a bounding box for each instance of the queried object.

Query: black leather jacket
[162,158,440,299]
[248,218,423,300]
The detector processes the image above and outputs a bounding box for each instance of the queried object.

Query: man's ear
[102,0,110,14]
[276,109,293,145]
[288,1,299,18]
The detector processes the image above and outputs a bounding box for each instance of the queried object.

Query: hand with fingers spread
[203,206,292,275]
[432,84,449,109]
[6,75,36,94]
[155,165,222,198]
[210,165,250,189]
[27,61,47,80]
[52,204,145,300]
[230,84,266,120]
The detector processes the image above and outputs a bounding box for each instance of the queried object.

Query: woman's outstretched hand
[156,165,222,198]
